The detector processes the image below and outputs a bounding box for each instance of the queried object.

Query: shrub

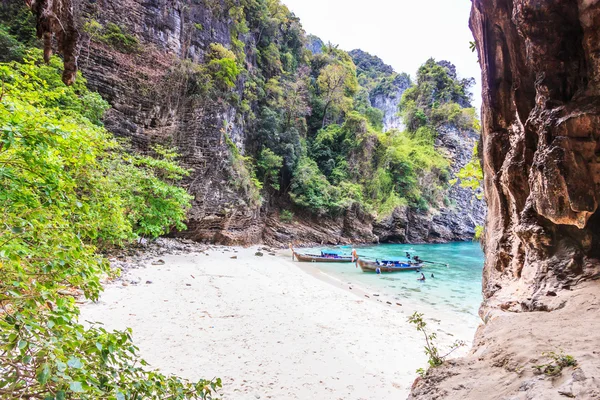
[225,132,262,206]
[280,209,294,223]
[408,312,466,377]
[0,51,217,399]
[0,25,25,62]
[533,351,578,376]
[290,157,334,214]
[257,147,284,191]
[99,22,140,53]
[457,145,484,199]
[207,43,241,89]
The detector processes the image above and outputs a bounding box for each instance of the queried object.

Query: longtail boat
[357,258,423,272]
[290,245,357,263]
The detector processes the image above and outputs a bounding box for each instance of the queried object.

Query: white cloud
[282,0,482,110]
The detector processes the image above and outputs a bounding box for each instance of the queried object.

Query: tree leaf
[56,361,67,372]
[67,356,83,369]
[69,381,84,393]
[36,363,51,384]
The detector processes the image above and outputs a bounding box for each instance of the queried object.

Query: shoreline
[81,244,477,399]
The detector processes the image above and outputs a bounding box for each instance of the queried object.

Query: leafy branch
[408,312,466,377]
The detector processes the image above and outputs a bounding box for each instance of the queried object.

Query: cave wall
[470,0,600,314]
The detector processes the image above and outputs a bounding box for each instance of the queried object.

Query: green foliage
[289,156,364,215]
[408,312,466,375]
[456,145,484,199]
[225,132,262,206]
[400,58,477,132]
[316,62,357,127]
[350,50,411,98]
[375,191,408,219]
[83,19,104,39]
[533,351,578,376]
[208,43,242,89]
[280,209,294,223]
[93,22,140,54]
[374,129,450,211]
[474,225,484,242]
[112,144,193,238]
[0,51,217,399]
[259,42,283,76]
[0,3,38,47]
[0,25,26,62]
[290,157,335,214]
[364,107,384,131]
[257,147,283,191]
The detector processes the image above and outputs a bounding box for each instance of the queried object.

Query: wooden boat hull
[357,259,423,272]
[293,252,354,263]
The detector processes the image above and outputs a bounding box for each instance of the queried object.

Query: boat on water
[291,246,357,263]
[357,258,423,272]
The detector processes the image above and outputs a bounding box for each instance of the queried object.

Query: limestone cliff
[410,1,600,398]
[72,0,266,245]
[15,0,484,247]
[349,50,485,243]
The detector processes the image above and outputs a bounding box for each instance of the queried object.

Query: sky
[282,0,482,110]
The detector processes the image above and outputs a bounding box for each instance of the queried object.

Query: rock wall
[370,74,410,132]
[373,123,485,244]
[410,1,600,398]
[78,0,265,245]
[471,0,600,313]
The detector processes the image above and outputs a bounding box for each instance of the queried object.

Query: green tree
[317,63,356,127]
[258,147,284,191]
[399,58,477,132]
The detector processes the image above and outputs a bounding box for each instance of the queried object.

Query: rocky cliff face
[77,0,265,245]
[370,75,409,132]
[21,0,484,247]
[373,123,485,244]
[410,1,600,398]
[472,0,600,313]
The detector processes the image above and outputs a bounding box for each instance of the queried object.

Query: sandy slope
[409,280,600,399]
[81,246,467,399]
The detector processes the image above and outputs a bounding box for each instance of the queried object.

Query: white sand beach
[81,246,474,400]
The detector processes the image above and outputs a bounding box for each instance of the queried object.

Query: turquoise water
[305,242,484,329]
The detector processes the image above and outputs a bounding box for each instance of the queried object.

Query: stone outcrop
[370,73,410,132]
[472,0,600,313]
[27,0,79,84]
[410,1,600,398]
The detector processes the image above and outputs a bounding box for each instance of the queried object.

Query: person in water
[418,273,426,281]
[431,273,435,278]
[406,252,411,258]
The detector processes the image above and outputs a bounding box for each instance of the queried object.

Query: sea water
[304,242,484,337]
